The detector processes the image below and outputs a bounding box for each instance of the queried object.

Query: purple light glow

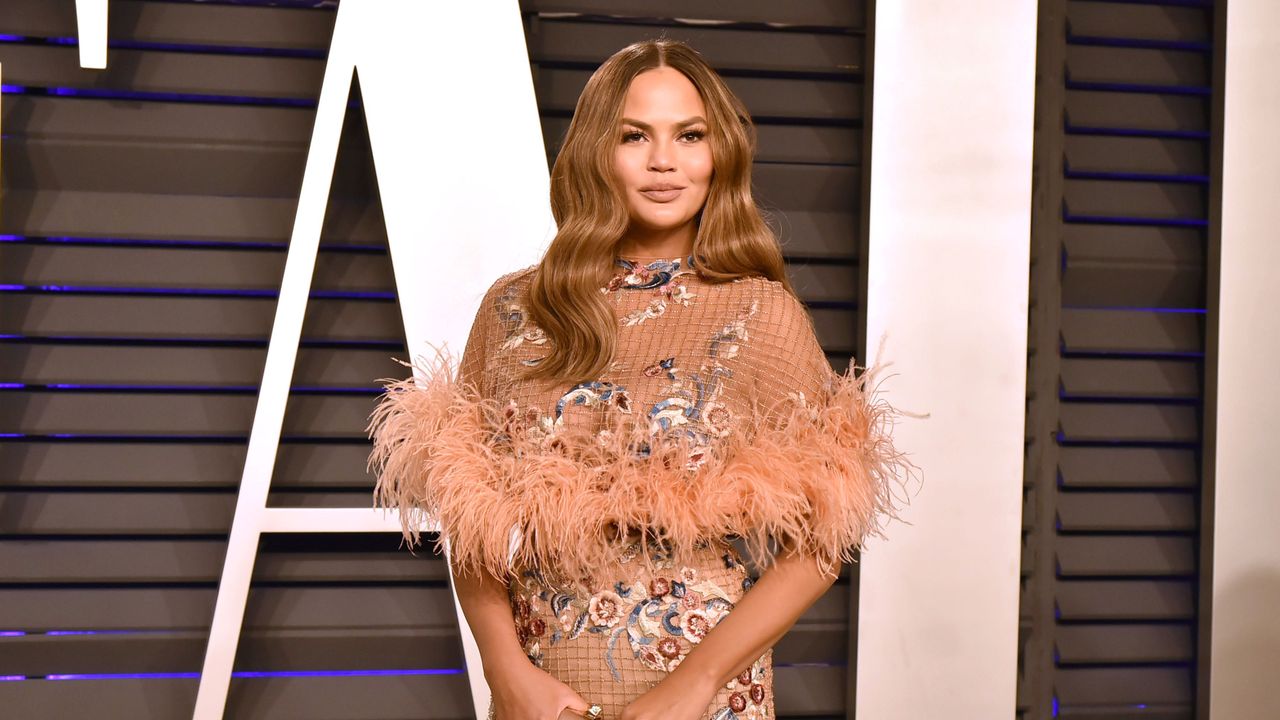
[37,668,461,681]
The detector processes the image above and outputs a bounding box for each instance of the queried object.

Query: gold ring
[582,704,603,719]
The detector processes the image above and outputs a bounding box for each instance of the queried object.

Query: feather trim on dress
[367,337,922,592]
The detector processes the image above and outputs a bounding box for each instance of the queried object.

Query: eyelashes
[621,129,707,143]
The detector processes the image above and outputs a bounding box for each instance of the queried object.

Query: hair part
[522,38,794,386]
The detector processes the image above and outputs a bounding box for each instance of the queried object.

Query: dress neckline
[608,253,697,292]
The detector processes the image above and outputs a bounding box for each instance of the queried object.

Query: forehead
[620,67,706,119]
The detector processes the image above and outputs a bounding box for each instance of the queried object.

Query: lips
[637,184,686,202]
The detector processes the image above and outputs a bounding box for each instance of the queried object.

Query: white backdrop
[1211,0,1280,715]
[856,2,1038,718]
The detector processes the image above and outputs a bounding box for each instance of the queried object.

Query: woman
[367,39,916,720]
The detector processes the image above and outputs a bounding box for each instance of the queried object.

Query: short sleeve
[746,285,836,426]
[366,273,522,575]
[456,281,499,401]
[724,281,919,576]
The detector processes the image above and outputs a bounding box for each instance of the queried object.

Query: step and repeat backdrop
[2,1,1265,719]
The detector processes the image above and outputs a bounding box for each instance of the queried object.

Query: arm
[671,549,839,692]
[450,563,531,682]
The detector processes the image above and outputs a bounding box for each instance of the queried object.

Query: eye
[622,130,645,143]
[681,129,706,142]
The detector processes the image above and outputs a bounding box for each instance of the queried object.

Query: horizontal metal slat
[754,164,860,212]
[0,245,393,292]
[3,491,237,533]
[520,0,866,28]
[0,443,373,488]
[765,209,859,260]
[1060,309,1203,355]
[1065,89,1208,133]
[1056,580,1195,621]
[1056,624,1192,664]
[1059,447,1199,489]
[2,540,435,584]
[790,263,861,305]
[1,137,307,197]
[0,345,400,387]
[527,19,863,75]
[1,96,318,143]
[1062,225,1205,308]
[1055,667,1192,705]
[1067,1,1210,43]
[1059,403,1199,444]
[1066,45,1209,88]
[0,44,325,100]
[1063,179,1206,220]
[2,628,461,676]
[0,295,401,340]
[4,392,378,435]
[1,0,335,51]
[1056,492,1196,532]
[1059,359,1201,400]
[1064,135,1206,176]
[1056,536,1195,576]
[0,674,469,720]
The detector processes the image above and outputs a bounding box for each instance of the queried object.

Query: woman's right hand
[488,659,595,720]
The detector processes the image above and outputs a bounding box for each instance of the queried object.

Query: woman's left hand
[620,671,718,720]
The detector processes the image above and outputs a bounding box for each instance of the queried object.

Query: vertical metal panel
[1019,2,1217,718]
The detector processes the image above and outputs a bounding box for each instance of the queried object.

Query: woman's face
[613,67,714,239]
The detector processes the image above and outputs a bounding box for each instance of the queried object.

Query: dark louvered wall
[1,1,874,718]
[1020,2,1216,719]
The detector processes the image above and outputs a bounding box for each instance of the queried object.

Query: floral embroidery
[605,256,700,326]
[608,255,696,291]
[559,380,632,417]
[509,542,753,682]
[629,300,761,470]
[711,656,771,719]
[495,286,548,367]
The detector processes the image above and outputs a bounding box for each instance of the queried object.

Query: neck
[617,223,696,259]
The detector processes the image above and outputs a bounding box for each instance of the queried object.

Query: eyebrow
[619,116,707,131]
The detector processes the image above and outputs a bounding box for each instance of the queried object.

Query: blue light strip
[0,335,405,350]
[0,285,395,301]
[1059,305,1205,314]
[0,383,381,395]
[0,433,369,443]
[0,83,317,108]
[1067,35,1212,53]
[1064,78,1212,97]
[1065,124,1210,141]
[0,668,460,682]
[0,235,390,254]
[1062,212,1208,228]
[0,33,327,60]
[1063,168,1209,185]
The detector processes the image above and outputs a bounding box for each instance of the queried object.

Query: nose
[647,137,675,172]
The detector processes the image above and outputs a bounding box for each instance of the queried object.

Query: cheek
[688,148,714,185]
[614,149,645,186]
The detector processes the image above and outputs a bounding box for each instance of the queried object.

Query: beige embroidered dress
[367,254,915,719]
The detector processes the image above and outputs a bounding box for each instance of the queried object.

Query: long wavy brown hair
[522,38,794,385]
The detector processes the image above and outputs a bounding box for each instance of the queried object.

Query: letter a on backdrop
[191,1,553,718]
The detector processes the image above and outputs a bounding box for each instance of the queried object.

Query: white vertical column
[856,2,1038,718]
[74,0,109,69]
[192,1,551,718]
[1210,1,1280,716]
